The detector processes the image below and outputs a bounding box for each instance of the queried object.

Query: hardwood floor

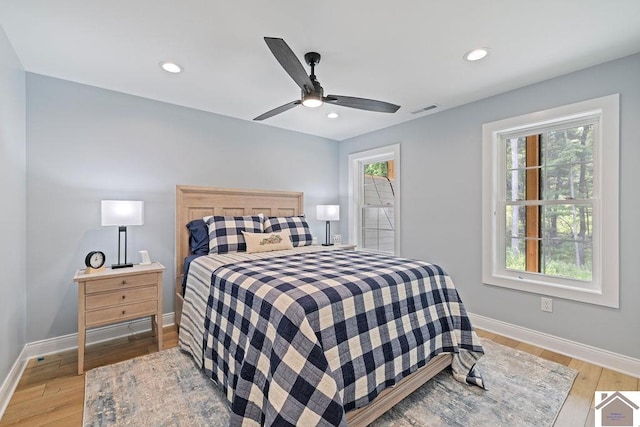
[0,326,178,426]
[476,329,640,426]
[0,326,637,426]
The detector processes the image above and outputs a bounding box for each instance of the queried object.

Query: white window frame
[348,144,401,255]
[482,94,619,308]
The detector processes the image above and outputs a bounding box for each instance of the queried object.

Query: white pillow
[242,229,294,254]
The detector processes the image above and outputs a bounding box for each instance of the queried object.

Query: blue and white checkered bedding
[179,247,484,426]
[263,216,313,247]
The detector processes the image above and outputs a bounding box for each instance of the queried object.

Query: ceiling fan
[254,37,400,121]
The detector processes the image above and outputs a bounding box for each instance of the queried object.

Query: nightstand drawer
[85,273,157,294]
[85,300,157,327]
[85,285,157,310]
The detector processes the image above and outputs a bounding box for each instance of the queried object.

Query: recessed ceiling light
[464,48,489,62]
[160,61,183,73]
[326,112,339,119]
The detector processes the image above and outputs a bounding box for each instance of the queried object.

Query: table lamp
[316,205,340,246]
[101,200,144,268]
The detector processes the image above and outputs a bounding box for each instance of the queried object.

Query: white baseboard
[0,312,175,420]
[0,345,28,421]
[469,312,640,378]
[22,312,175,361]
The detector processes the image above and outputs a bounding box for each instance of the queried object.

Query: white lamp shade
[101,200,144,226]
[317,205,340,221]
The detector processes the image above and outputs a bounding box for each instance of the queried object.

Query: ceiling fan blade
[264,37,315,94]
[325,95,400,113]
[253,100,301,121]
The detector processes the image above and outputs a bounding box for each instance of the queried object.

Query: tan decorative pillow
[242,229,294,254]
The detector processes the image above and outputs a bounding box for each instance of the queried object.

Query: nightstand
[73,262,165,374]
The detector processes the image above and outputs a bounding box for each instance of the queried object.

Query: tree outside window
[505,124,593,281]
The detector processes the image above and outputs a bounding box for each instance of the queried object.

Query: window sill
[482,272,618,308]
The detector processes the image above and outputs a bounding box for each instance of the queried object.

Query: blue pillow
[186,219,209,255]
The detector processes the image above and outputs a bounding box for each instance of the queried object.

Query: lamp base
[111,263,133,269]
[322,243,334,246]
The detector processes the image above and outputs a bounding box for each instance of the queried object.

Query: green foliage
[505,124,594,274]
[543,259,592,281]
[505,252,592,281]
[505,124,594,201]
[365,162,388,177]
[505,246,525,270]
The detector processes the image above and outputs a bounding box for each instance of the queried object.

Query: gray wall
[25,74,338,342]
[339,53,640,359]
[0,27,26,379]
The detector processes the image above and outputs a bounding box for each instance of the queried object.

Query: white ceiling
[1,1,639,141]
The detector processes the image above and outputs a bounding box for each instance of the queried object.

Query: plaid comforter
[186,249,484,426]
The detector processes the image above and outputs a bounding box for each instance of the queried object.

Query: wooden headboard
[174,185,304,326]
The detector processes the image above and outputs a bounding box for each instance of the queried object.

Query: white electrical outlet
[541,297,553,312]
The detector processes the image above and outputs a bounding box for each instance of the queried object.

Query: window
[349,144,400,255]
[482,94,619,307]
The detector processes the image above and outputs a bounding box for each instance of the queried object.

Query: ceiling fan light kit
[254,37,400,121]
[302,93,323,108]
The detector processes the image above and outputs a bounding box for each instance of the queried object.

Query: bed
[175,185,484,426]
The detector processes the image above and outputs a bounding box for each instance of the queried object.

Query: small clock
[85,251,106,273]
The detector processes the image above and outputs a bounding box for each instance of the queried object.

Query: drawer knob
[122,295,126,300]
[122,280,126,285]
[122,310,126,315]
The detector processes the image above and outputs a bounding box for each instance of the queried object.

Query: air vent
[411,104,439,115]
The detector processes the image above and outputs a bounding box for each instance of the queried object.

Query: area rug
[83,339,577,426]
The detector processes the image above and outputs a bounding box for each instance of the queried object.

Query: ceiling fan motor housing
[304,52,321,67]
[302,80,323,97]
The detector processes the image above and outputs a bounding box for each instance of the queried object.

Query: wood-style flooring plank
[554,358,602,427]
[42,376,85,398]
[515,342,545,356]
[40,412,83,427]
[0,388,81,425]
[596,367,639,391]
[5,384,45,405]
[539,349,573,367]
[491,335,520,348]
[474,328,497,340]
